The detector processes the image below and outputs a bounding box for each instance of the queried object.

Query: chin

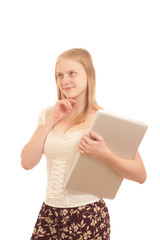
[65,92,78,99]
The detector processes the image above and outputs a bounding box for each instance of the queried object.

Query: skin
[56,58,88,117]
[56,58,147,184]
[79,130,147,183]
[21,57,147,185]
[21,58,89,169]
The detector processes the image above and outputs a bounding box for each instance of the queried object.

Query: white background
[0,0,159,239]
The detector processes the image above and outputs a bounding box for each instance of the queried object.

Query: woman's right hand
[46,93,77,126]
[21,94,77,170]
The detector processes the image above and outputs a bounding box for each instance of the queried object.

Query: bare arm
[79,130,147,184]
[101,150,147,183]
[21,117,58,170]
[21,96,77,170]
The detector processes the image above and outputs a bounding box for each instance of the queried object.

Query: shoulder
[89,109,98,117]
[41,105,54,113]
[45,106,54,115]
[39,105,54,118]
[38,106,54,125]
[84,110,97,126]
[85,108,104,126]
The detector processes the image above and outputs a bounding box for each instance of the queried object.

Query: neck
[71,92,88,115]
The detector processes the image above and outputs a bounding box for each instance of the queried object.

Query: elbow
[21,149,34,170]
[21,154,33,170]
[21,164,32,171]
[21,160,32,170]
[137,172,147,184]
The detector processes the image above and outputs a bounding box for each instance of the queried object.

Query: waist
[45,191,100,208]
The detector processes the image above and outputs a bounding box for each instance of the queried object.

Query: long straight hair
[55,48,103,125]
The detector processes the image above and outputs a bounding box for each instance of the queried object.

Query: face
[56,58,88,99]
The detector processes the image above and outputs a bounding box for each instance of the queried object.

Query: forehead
[56,58,85,72]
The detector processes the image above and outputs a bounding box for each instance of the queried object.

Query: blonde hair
[55,48,103,125]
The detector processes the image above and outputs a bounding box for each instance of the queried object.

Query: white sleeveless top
[38,106,100,208]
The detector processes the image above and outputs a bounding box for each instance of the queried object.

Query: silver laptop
[64,109,148,199]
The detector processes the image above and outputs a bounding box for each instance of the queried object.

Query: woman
[21,48,147,240]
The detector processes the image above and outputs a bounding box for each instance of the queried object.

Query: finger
[61,93,66,100]
[79,148,85,154]
[59,101,71,111]
[82,133,93,144]
[68,99,78,107]
[80,139,88,148]
[88,130,103,141]
[60,98,73,110]
[79,144,86,154]
[81,134,88,143]
[64,99,72,110]
[66,99,78,110]
[68,99,78,103]
[61,99,76,111]
[61,96,77,108]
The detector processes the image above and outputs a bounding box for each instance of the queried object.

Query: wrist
[101,147,116,164]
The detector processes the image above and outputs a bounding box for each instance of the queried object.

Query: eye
[70,72,75,76]
[57,73,63,79]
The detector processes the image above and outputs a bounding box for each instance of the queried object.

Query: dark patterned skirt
[30,198,110,240]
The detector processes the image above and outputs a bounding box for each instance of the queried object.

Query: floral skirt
[30,198,110,240]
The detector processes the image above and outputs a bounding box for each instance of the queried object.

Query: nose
[61,74,70,85]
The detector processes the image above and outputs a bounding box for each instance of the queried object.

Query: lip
[64,87,74,90]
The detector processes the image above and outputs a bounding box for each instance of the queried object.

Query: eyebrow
[56,70,76,74]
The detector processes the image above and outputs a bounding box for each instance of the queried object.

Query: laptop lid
[64,109,148,199]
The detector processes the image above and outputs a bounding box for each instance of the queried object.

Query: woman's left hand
[79,130,147,183]
[78,130,110,160]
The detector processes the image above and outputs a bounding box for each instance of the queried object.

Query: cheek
[82,78,88,90]
[77,75,88,88]
[82,74,88,88]
[76,80,87,91]
[57,80,62,89]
